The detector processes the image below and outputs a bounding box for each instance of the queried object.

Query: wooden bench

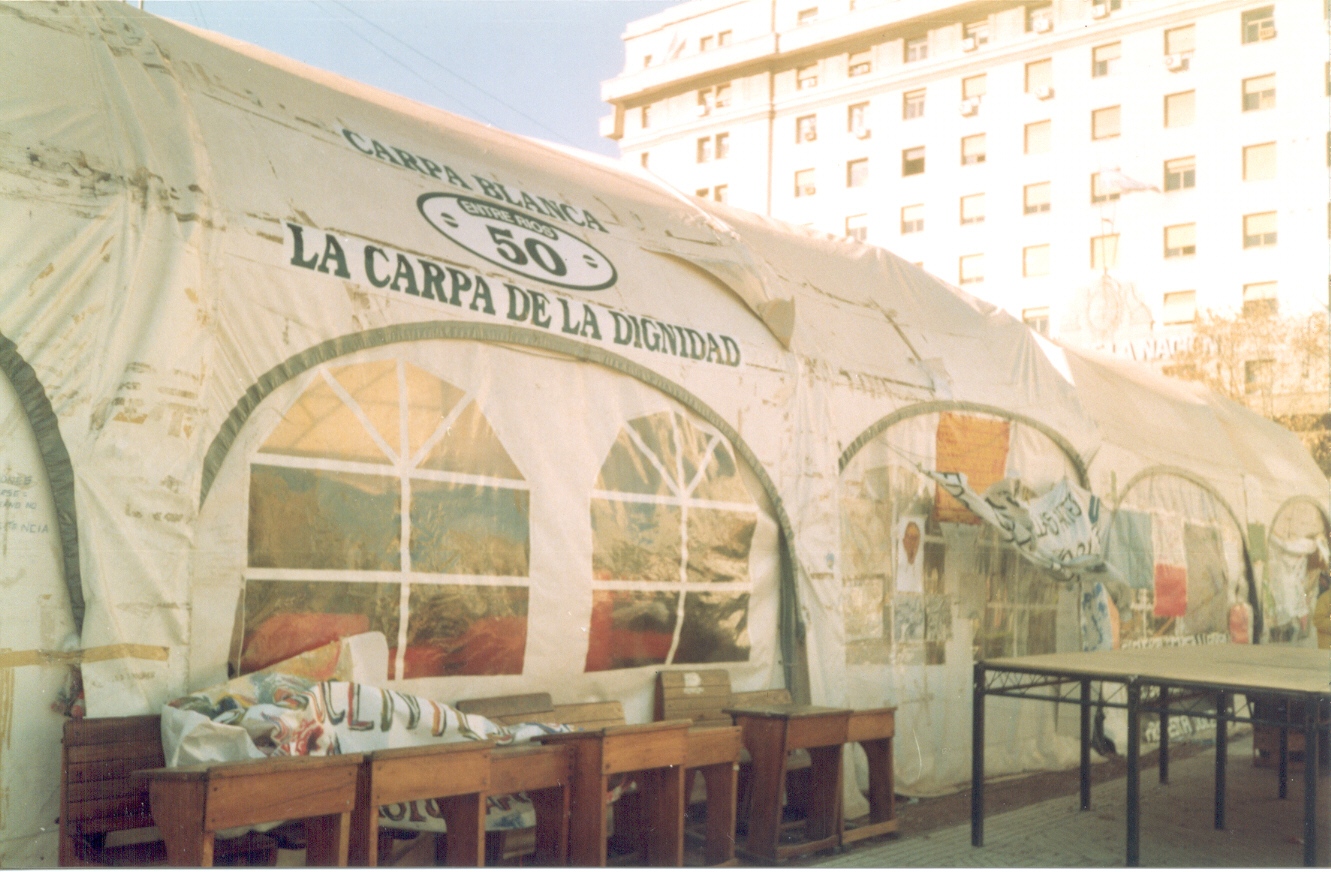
[58,715,277,867]
[134,754,364,866]
[347,740,494,866]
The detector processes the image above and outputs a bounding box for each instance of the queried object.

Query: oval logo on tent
[418,193,617,291]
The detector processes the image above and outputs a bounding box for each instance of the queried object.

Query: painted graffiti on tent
[587,411,756,670]
[241,358,530,680]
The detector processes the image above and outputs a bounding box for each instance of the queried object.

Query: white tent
[0,2,1325,862]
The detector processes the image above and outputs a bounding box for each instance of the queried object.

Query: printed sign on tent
[934,413,1010,524]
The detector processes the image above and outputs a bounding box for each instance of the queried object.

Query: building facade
[601,0,1329,365]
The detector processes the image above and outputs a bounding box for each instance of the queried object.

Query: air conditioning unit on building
[961,36,977,51]
[959,97,980,116]
[1164,54,1188,71]
[801,129,816,142]
[854,126,872,139]
[1091,4,1110,18]
[1033,17,1053,33]
[1035,85,1055,100]
[801,185,817,196]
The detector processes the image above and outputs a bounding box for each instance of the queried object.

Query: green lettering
[288,223,319,269]
[470,276,495,314]
[390,254,419,295]
[317,234,349,278]
[529,289,552,328]
[420,260,445,301]
[505,283,531,322]
[364,246,391,288]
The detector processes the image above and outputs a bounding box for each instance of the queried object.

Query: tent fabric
[0,2,1327,861]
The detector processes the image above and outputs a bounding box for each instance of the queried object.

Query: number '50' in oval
[418,193,618,291]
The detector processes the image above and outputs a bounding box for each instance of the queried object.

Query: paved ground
[810,733,1331,867]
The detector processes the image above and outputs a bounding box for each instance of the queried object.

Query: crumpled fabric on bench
[162,671,574,832]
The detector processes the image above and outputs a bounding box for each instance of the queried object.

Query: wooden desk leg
[566,741,609,866]
[434,794,486,866]
[698,763,739,866]
[639,765,685,866]
[529,785,570,865]
[739,718,788,861]
[348,766,377,866]
[804,745,842,844]
[860,738,895,826]
[305,812,352,866]
[148,779,214,866]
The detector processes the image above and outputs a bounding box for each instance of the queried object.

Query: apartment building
[601,0,1329,361]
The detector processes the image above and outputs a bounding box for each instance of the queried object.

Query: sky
[147,0,676,157]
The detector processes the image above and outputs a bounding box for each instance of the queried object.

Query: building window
[903,88,925,119]
[798,6,819,25]
[697,133,729,162]
[1092,105,1121,140]
[1244,358,1275,393]
[642,54,653,68]
[848,49,872,76]
[1164,90,1195,127]
[713,185,728,204]
[795,168,816,197]
[960,193,985,225]
[1165,25,1195,67]
[847,158,869,188]
[1025,120,1052,154]
[1241,6,1275,43]
[1027,4,1053,32]
[900,204,924,234]
[797,64,819,90]
[959,254,984,285]
[1164,223,1196,258]
[905,36,928,62]
[640,152,649,168]
[1242,281,1277,317]
[1024,182,1051,214]
[1023,244,1051,277]
[695,188,710,198]
[902,146,925,176]
[1092,42,1121,77]
[848,102,869,136]
[697,84,731,114]
[1162,290,1197,325]
[1243,142,1276,180]
[1242,74,1275,111]
[845,214,868,242]
[700,35,714,51]
[1091,172,1121,203]
[1090,233,1120,270]
[641,105,651,128]
[962,74,987,100]
[1023,306,1050,335]
[796,114,817,143]
[1026,58,1053,94]
[963,19,991,47]
[697,137,713,163]
[716,133,730,159]
[1243,211,1277,247]
[718,30,732,46]
[1164,156,1196,191]
[961,134,986,165]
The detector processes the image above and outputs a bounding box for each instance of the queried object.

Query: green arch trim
[199,321,802,690]
[1111,464,1261,641]
[1269,494,1331,537]
[837,399,1091,488]
[0,333,83,629]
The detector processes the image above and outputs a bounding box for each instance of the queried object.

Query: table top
[984,644,1331,697]
[724,704,853,719]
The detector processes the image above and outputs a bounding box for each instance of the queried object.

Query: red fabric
[240,612,369,673]
[1153,564,1187,618]
[400,615,528,678]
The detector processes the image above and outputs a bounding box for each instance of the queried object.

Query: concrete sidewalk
[813,734,1331,867]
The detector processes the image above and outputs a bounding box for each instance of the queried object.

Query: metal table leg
[1278,697,1289,801]
[1215,691,1229,830]
[1126,679,1141,867]
[1158,685,1169,785]
[1304,696,1318,867]
[1080,679,1092,811]
[971,662,986,848]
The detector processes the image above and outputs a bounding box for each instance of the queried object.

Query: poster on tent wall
[838,411,1084,795]
[0,373,77,866]
[192,341,779,717]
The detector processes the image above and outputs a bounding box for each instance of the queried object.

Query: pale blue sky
[148,1,675,156]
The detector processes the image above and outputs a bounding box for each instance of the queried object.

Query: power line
[324,0,577,147]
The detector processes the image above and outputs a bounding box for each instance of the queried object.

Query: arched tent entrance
[1104,466,1256,647]
[0,344,78,866]
[191,328,792,720]
[1264,495,1331,645]
[837,401,1090,794]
